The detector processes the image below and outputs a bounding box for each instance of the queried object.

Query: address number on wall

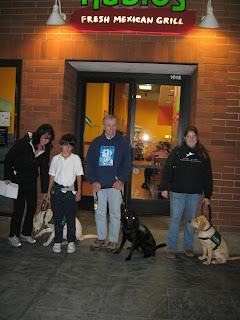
[170,75,182,80]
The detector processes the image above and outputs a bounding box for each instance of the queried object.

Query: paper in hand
[0,181,19,199]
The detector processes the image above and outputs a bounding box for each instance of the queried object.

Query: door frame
[74,70,192,215]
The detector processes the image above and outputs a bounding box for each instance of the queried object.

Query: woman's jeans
[167,191,202,251]
[94,188,122,243]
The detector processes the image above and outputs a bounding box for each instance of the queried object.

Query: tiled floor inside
[0,211,240,320]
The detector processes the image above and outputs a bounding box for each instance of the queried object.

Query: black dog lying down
[114,211,166,261]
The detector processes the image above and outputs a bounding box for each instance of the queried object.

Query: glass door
[81,82,130,200]
[126,82,182,215]
[77,74,187,215]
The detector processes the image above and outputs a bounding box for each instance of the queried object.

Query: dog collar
[202,224,212,232]
[43,211,48,225]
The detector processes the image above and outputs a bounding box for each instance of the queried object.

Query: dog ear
[198,220,206,231]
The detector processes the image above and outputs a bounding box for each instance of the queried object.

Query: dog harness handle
[201,203,212,223]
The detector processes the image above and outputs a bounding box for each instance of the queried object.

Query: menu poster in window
[0,127,8,147]
[0,112,10,127]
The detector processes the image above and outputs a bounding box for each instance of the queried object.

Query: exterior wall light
[199,0,219,28]
[46,0,66,25]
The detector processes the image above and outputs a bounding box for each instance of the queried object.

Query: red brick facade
[0,0,239,231]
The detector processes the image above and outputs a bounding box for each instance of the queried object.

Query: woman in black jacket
[160,126,213,259]
[4,124,55,247]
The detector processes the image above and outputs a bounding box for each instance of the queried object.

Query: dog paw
[43,242,49,247]
[212,259,224,264]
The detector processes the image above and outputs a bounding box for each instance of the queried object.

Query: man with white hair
[87,114,132,251]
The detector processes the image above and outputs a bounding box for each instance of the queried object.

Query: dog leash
[41,199,49,211]
[201,203,212,224]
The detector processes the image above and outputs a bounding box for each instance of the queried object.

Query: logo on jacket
[99,146,115,166]
[186,151,194,157]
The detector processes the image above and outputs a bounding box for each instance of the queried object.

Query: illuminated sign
[70,7,196,34]
[80,0,185,11]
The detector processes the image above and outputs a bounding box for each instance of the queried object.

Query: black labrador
[114,211,166,261]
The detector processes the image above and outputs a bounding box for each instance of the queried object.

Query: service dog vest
[199,230,221,250]
[138,221,147,234]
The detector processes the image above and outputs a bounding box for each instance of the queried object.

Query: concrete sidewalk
[0,211,240,320]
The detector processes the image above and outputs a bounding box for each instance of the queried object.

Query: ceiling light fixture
[139,84,152,91]
[46,0,66,25]
[199,0,219,28]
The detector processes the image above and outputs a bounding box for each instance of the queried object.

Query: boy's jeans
[94,188,122,243]
[51,191,77,243]
[167,191,202,252]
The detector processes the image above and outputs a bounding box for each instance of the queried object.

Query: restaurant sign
[69,7,196,34]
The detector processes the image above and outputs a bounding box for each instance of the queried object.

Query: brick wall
[0,0,239,231]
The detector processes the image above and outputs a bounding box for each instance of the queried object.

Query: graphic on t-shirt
[99,146,115,166]
[186,152,194,157]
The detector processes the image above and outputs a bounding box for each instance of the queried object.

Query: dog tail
[79,234,97,241]
[156,243,167,250]
[227,256,240,261]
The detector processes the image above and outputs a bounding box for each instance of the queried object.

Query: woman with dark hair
[32,124,55,150]
[160,126,213,259]
[4,124,55,247]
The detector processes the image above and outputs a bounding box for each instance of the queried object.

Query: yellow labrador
[33,209,97,246]
[190,215,240,264]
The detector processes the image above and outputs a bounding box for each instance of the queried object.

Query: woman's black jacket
[4,133,50,193]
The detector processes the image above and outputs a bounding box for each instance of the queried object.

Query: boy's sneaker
[53,243,61,253]
[107,242,117,252]
[8,236,21,247]
[90,239,105,250]
[67,242,76,254]
[20,234,36,244]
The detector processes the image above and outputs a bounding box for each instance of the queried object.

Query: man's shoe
[167,250,176,259]
[107,242,117,252]
[20,234,36,244]
[53,243,61,253]
[185,249,195,257]
[8,236,21,247]
[67,242,76,254]
[90,239,105,250]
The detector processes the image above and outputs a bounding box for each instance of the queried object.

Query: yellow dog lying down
[190,215,240,265]
[33,209,97,246]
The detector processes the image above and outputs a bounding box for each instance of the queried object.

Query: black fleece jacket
[160,142,213,199]
[4,133,50,193]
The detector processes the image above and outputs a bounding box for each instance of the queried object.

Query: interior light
[143,134,149,141]
[139,85,152,91]
[46,0,66,25]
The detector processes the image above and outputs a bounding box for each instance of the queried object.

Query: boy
[46,134,84,253]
